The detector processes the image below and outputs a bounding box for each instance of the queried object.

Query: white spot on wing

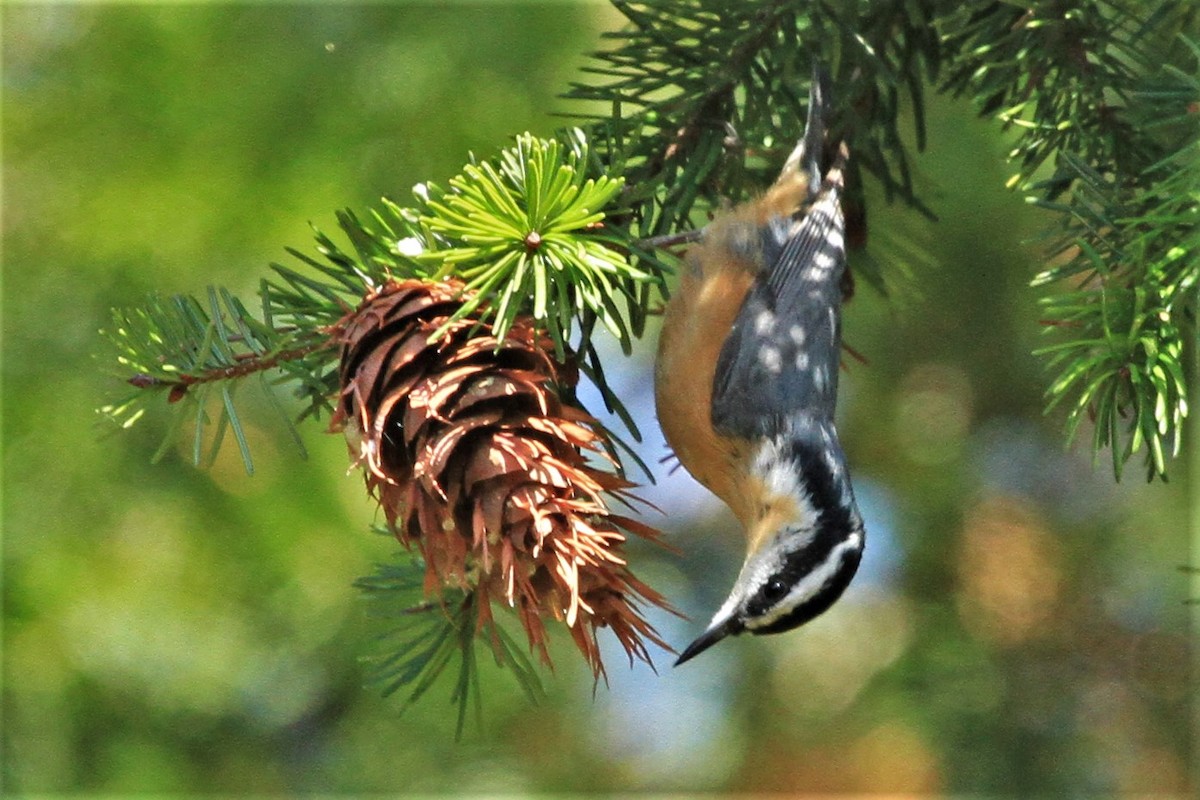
[813,366,827,391]
[812,250,836,272]
[754,310,775,335]
[759,345,782,373]
[826,224,845,251]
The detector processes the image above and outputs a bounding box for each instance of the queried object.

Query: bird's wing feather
[710,186,847,439]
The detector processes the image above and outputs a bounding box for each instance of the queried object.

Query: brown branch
[639,228,705,250]
[127,339,335,395]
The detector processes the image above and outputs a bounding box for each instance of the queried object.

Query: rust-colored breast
[654,237,757,522]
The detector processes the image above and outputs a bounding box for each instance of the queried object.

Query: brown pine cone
[329,278,672,678]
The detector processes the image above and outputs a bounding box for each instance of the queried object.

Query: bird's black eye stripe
[750,524,839,616]
[751,547,862,635]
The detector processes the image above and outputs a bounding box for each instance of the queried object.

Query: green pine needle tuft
[412,128,661,359]
[355,550,546,739]
[1029,29,1198,482]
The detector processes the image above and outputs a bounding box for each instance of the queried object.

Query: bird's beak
[674,613,744,667]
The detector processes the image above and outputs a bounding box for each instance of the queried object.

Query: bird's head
[675,422,865,666]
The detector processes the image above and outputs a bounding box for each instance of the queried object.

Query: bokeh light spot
[894,362,973,465]
[956,495,1062,645]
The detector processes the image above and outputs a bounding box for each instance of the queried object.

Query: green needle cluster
[414,129,660,358]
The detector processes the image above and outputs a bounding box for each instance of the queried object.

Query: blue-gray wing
[710,187,847,439]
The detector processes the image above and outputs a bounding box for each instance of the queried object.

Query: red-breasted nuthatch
[655,68,864,665]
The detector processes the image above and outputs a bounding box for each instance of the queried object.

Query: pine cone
[329,278,671,677]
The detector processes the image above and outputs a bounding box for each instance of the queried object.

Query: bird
[654,67,865,666]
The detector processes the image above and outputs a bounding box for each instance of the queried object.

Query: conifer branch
[98,0,1199,726]
[567,0,1196,480]
[126,341,332,394]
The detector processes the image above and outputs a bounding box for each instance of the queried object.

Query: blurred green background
[3,2,1194,794]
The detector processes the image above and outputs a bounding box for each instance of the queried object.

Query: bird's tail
[780,61,831,199]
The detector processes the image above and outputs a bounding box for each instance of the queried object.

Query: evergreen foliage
[99,0,1198,720]
[101,129,664,473]
[569,0,1198,481]
[354,550,545,741]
